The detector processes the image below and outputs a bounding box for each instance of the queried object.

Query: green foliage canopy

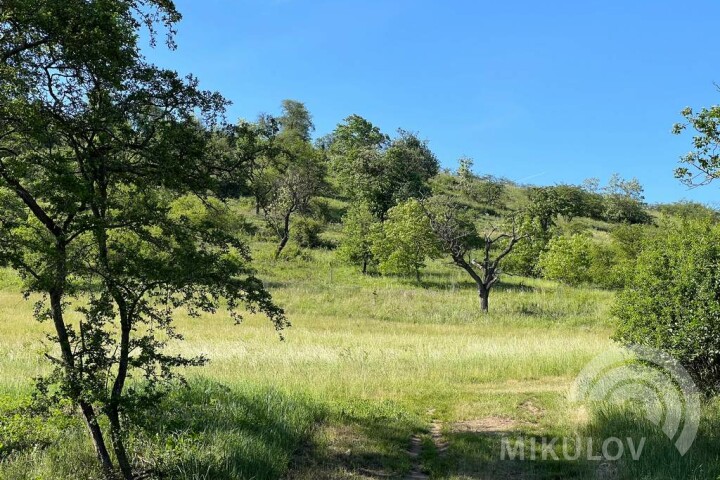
[614,219,720,394]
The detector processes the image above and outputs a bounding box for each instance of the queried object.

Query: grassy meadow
[1,231,719,479]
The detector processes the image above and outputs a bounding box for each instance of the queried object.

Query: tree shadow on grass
[286,407,419,479]
[131,381,420,480]
[286,400,426,480]
[581,403,720,480]
[130,381,324,480]
[431,429,593,480]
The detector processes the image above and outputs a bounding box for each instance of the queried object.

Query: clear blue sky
[142,0,720,204]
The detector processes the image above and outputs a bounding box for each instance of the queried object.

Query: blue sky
[142,0,720,204]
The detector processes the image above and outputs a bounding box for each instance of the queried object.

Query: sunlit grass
[1,243,717,479]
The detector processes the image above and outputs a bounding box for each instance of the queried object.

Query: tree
[538,234,595,286]
[383,130,439,203]
[228,115,283,213]
[337,202,380,273]
[526,184,602,231]
[371,199,440,281]
[262,102,326,258]
[326,115,390,218]
[673,100,720,186]
[473,176,506,208]
[326,114,389,154]
[502,215,551,277]
[601,174,651,224]
[422,197,526,312]
[614,219,720,395]
[0,2,286,478]
[278,99,314,142]
[326,117,438,220]
[454,158,506,208]
[456,156,476,193]
[263,156,325,258]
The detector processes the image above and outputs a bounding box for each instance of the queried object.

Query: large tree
[0,2,286,478]
[326,116,438,220]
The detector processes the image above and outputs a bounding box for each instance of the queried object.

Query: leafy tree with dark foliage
[327,116,438,220]
[261,101,326,258]
[0,2,286,478]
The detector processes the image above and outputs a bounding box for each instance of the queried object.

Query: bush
[503,217,550,277]
[469,177,506,208]
[614,219,720,394]
[538,234,595,286]
[656,201,719,221]
[294,216,324,248]
[371,199,440,280]
[307,197,346,224]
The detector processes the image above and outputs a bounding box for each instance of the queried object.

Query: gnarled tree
[422,197,526,312]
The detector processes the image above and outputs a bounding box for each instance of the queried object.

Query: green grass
[0,242,719,479]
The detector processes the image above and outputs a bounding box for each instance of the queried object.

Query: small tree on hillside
[372,199,440,281]
[262,102,326,258]
[473,177,506,208]
[456,156,477,197]
[263,157,325,258]
[338,202,381,274]
[422,197,526,312]
[527,184,602,231]
[601,174,651,224]
[538,234,595,286]
[384,130,439,201]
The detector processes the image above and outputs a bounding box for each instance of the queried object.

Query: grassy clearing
[0,244,718,479]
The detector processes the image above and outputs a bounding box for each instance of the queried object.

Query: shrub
[503,217,550,277]
[470,177,506,208]
[613,219,720,394]
[294,216,324,248]
[371,199,440,280]
[538,234,595,286]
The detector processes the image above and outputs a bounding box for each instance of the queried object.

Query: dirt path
[406,411,446,479]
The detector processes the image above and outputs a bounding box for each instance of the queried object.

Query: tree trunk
[275,234,289,259]
[79,402,116,478]
[108,303,133,480]
[274,212,292,259]
[89,198,130,479]
[479,287,489,313]
[362,258,367,274]
[108,406,133,480]
[50,287,115,476]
